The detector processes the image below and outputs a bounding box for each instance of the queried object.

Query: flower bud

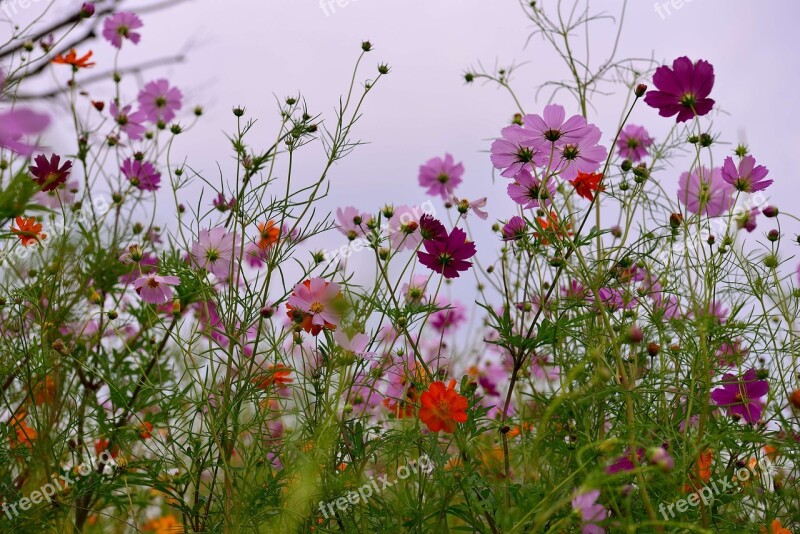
[378,63,390,75]
[233,106,245,117]
[790,389,800,411]
[620,159,633,172]
[635,84,648,97]
[647,343,660,356]
[669,213,683,228]
[361,41,373,52]
[763,205,778,218]
[768,230,780,242]
[610,225,622,238]
[80,3,95,17]
[647,447,674,472]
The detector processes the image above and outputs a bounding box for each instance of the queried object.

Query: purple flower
[555,125,608,181]
[190,228,238,280]
[430,299,467,332]
[103,12,143,49]
[507,169,556,209]
[502,216,527,241]
[490,124,547,177]
[616,125,653,162]
[336,206,368,240]
[138,79,183,123]
[110,102,147,140]
[80,3,95,17]
[605,448,644,474]
[647,447,674,473]
[645,57,715,123]
[523,104,588,147]
[710,368,769,424]
[571,489,608,534]
[212,193,235,212]
[721,155,771,193]
[418,154,464,199]
[419,214,447,241]
[0,108,50,155]
[417,226,476,279]
[29,153,72,192]
[678,166,734,217]
[736,207,759,233]
[121,158,160,191]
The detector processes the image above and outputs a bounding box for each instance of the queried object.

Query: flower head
[502,216,527,241]
[616,124,653,162]
[678,166,734,217]
[133,273,180,305]
[645,57,715,123]
[419,379,468,433]
[418,153,464,199]
[0,108,50,155]
[29,153,72,192]
[11,216,46,246]
[121,158,160,191]
[555,124,607,181]
[110,102,147,140]
[523,104,589,147]
[507,169,556,208]
[286,278,341,335]
[571,489,608,534]
[490,124,548,177]
[711,368,769,424]
[721,155,772,193]
[103,12,144,49]
[190,228,238,279]
[418,214,447,241]
[430,299,467,332]
[336,206,368,240]
[138,79,183,123]
[52,48,95,69]
[402,274,429,303]
[570,171,605,201]
[388,205,422,251]
[417,226,476,279]
[736,207,759,233]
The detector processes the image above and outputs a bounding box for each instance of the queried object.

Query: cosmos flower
[534,210,572,245]
[616,124,653,162]
[555,124,608,181]
[286,278,341,335]
[190,228,238,279]
[571,489,608,534]
[721,155,772,193]
[735,207,759,233]
[388,205,423,251]
[507,169,556,208]
[710,368,769,424]
[490,124,548,177]
[418,214,447,241]
[102,12,144,49]
[502,216,527,241]
[11,216,46,246]
[52,48,95,69]
[402,274,429,303]
[133,273,180,305]
[212,193,235,212]
[418,153,464,199]
[34,179,78,208]
[252,364,293,390]
[334,330,377,359]
[138,79,183,123]
[453,196,488,220]
[419,379,469,433]
[645,57,715,123]
[570,171,605,201]
[678,166,734,217]
[417,226,476,279]
[0,108,50,155]
[430,299,467,332]
[29,153,72,192]
[121,158,160,191]
[110,102,147,141]
[336,206,368,240]
[523,104,589,147]
[605,448,645,474]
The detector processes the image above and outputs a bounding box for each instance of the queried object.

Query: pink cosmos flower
[133,273,180,305]
[616,124,653,162]
[605,448,644,474]
[286,277,341,331]
[430,299,467,332]
[453,196,488,220]
[103,12,144,49]
[110,102,147,141]
[334,330,376,359]
[137,79,182,123]
[29,153,72,192]
[645,57,715,123]
[502,216,527,241]
[531,353,559,381]
[34,179,78,208]
[336,206,368,240]
[121,158,160,191]
[490,124,548,178]
[194,300,228,346]
[555,124,608,181]
[190,228,238,279]
[736,207,759,233]
[418,154,464,199]
[571,489,608,534]
[721,155,771,193]
[402,274,428,303]
[507,169,556,209]
[523,104,589,147]
[388,205,422,251]
[417,225,476,279]
[710,368,769,424]
[678,166,734,217]
[0,108,50,155]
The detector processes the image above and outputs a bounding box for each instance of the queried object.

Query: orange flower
[139,421,154,439]
[533,210,572,246]
[256,220,280,251]
[142,515,184,533]
[11,216,46,246]
[9,410,37,449]
[32,375,57,405]
[697,448,713,482]
[52,48,95,69]
[382,384,419,419]
[419,379,468,433]
[570,171,605,201]
[252,364,293,390]
[761,519,792,534]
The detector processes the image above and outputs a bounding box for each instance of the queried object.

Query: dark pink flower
[616,124,653,162]
[0,108,50,155]
[710,368,768,424]
[418,154,464,199]
[418,214,447,241]
[430,299,467,332]
[417,226,476,279]
[645,57,715,123]
[605,448,644,474]
[736,207,759,233]
[110,102,147,140]
[138,79,182,123]
[721,155,771,193]
[490,124,548,178]
[507,169,556,209]
[29,153,72,192]
[121,158,160,191]
[502,216,527,241]
[103,12,143,49]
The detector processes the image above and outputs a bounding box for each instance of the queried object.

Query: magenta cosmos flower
[645,57,715,123]
[523,104,589,147]
[571,489,608,534]
[417,225,476,279]
[710,368,769,424]
[286,277,342,330]
[133,273,180,305]
[418,153,464,199]
[336,206,369,240]
[678,166,734,217]
[430,299,467,332]
[736,207,759,233]
[721,155,771,193]
[121,158,161,191]
[0,108,50,155]
[507,169,556,209]
[103,12,144,49]
[555,124,608,181]
[502,216,527,241]
[190,228,238,279]
[490,124,548,178]
[615,124,653,162]
[110,102,147,141]
[29,153,72,192]
[138,79,182,123]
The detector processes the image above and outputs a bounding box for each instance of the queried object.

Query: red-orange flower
[32,375,57,405]
[761,519,792,534]
[256,220,280,251]
[9,410,37,449]
[419,379,468,433]
[139,421,154,439]
[142,515,184,533]
[252,364,293,390]
[533,210,572,246]
[570,171,605,201]
[11,216,46,246]
[52,48,95,69]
